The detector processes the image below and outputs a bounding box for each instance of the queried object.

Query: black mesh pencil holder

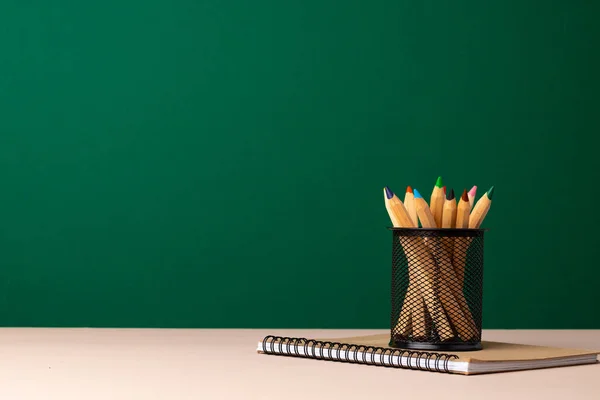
[389,228,486,351]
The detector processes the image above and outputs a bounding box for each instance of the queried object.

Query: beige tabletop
[0,328,598,399]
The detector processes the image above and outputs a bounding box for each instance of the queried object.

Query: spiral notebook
[257,333,599,375]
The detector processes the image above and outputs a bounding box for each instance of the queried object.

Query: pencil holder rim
[387,227,489,232]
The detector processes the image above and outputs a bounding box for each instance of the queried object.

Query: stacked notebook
[257,333,599,375]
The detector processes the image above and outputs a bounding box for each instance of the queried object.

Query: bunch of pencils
[383,177,494,341]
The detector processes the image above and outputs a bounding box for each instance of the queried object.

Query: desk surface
[0,329,598,399]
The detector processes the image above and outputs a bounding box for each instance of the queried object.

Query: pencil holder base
[389,338,482,352]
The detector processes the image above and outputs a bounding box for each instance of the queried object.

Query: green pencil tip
[487,186,495,200]
[435,176,443,188]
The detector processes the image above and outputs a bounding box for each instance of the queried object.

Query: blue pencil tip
[384,186,394,199]
[413,188,422,199]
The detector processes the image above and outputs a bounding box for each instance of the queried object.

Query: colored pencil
[403,186,418,227]
[442,188,456,229]
[455,189,470,229]
[455,187,494,290]
[469,186,494,228]
[429,177,444,228]
[383,187,402,228]
[441,188,456,260]
[413,189,437,228]
[468,186,477,211]
[452,189,471,288]
[384,187,415,228]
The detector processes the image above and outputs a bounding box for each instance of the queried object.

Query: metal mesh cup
[389,228,486,351]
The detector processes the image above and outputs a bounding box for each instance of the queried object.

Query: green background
[0,1,598,328]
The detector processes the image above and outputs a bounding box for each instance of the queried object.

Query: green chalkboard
[0,1,598,328]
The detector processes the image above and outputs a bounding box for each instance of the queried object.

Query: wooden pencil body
[430,187,444,228]
[452,194,471,284]
[469,195,491,229]
[441,198,456,256]
[415,198,436,229]
[442,201,456,229]
[404,192,418,227]
[427,239,478,339]
[388,194,415,229]
[452,237,472,287]
[455,199,470,229]
[396,253,427,337]
[385,202,401,228]
[398,237,453,340]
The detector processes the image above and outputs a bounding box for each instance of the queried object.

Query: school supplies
[255,178,599,376]
[384,187,414,228]
[403,186,418,227]
[384,178,494,346]
[469,186,494,228]
[455,189,470,229]
[441,188,457,274]
[442,189,456,229]
[257,333,599,375]
[429,177,445,228]
[468,185,477,210]
[413,189,437,228]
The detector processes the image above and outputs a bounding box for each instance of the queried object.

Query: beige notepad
[257,333,599,375]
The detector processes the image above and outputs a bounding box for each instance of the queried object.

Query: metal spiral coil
[261,335,459,373]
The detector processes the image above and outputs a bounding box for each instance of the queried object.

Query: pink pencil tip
[468,186,477,196]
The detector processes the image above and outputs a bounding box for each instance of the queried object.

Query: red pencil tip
[461,189,468,201]
[406,186,413,194]
[442,186,446,193]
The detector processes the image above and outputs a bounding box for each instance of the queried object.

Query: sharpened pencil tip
[384,186,394,199]
[487,186,495,200]
[435,176,443,188]
[406,186,413,194]
[446,188,455,200]
[461,189,468,202]
[442,186,446,194]
[413,188,423,199]
[468,186,477,197]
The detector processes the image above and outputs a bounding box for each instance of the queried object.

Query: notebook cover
[321,333,599,363]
